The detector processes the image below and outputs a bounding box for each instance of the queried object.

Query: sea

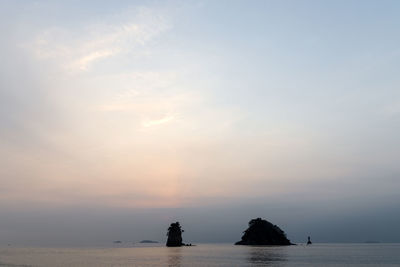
[1,243,399,266]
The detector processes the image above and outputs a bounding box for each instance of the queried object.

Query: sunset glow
[1,0,400,246]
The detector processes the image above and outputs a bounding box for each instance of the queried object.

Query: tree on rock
[166,222,184,247]
[235,218,293,245]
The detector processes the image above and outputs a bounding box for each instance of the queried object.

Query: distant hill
[235,218,293,246]
[139,240,159,243]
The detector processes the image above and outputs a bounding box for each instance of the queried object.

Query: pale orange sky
[1,0,400,212]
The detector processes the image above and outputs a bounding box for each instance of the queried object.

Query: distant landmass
[113,240,122,244]
[139,240,159,243]
[235,218,293,246]
[365,240,380,243]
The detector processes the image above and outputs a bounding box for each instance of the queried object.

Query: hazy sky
[1,0,400,245]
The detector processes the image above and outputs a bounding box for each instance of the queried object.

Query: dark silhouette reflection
[167,247,182,267]
[247,246,288,266]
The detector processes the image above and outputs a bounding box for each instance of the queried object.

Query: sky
[1,0,400,245]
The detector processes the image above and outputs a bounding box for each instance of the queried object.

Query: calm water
[0,243,399,266]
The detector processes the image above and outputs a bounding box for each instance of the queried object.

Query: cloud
[74,49,117,70]
[24,6,171,72]
[142,114,175,128]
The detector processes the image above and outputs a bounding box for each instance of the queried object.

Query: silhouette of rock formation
[235,218,293,245]
[166,222,184,247]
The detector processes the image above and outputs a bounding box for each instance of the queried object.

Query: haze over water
[1,0,400,249]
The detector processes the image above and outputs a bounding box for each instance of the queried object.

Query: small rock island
[235,218,293,246]
[166,222,184,247]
